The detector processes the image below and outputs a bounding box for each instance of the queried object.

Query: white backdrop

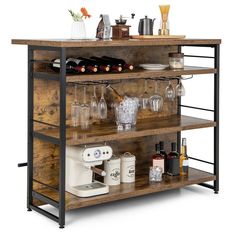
[0,0,234,234]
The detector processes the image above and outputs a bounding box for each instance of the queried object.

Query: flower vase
[71,20,86,39]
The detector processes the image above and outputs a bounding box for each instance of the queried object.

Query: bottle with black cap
[152,143,164,174]
[167,142,180,176]
[159,141,167,173]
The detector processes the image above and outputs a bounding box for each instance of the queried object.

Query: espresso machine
[66,144,113,197]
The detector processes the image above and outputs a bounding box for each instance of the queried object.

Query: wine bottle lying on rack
[77,57,110,72]
[76,57,98,73]
[51,58,86,73]
[102,56,134,71]
[90,56,123,72]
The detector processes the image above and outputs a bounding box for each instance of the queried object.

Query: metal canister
[104,155,121,186]
[121,152,136,183]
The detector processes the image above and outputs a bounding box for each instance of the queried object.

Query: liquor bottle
[180,138,189,176]
[91,56,123,72]
[105,84,124,103]
[159,141,167,173]
[78,57,110,72]
[152,143,165,174]
[102,56,134,71]
[166,142,180,176]
[51,58,85,73]
[76,57,98,73]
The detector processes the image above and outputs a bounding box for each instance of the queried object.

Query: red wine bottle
[102,56,134,71]
[90,56,122,72]
[51,58,85,73]
[166,142,180,176]
[77,57,110,72]
[76,57,98,73]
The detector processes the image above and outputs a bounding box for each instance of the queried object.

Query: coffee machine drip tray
[66,181,109,198]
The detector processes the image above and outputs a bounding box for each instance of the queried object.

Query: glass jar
[169,53,184,69]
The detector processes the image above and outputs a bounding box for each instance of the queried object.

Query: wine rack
[12,38,221,228]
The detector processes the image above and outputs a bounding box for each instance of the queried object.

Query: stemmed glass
[139,79,149,109]
[149,80,164,112]
[176,79,185,96]
[165,80,175,101]
[71,84,80,127]
[98,86,107,119]
[79,86,90,130]
[90,86,98,119]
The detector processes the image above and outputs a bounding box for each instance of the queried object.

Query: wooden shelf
[66,66,216,82]
[12,38,221,48]
[35,115,216,146]
[33,66,216,82]
[34,168,216,210]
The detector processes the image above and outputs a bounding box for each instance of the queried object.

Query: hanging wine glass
[139,79,149,109]
[79,86,90,130]
[71,84,80,127]
[90,86,98,119]
[149,80,164,112]
[98,85,108,119]
[176,79,185,96]
[165,80,175,101]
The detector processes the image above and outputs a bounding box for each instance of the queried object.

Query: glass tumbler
[79,105,90,130]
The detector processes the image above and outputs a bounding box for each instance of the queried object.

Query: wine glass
[71,84,80,127]
[98,86,107,119]
[139,79,149,109]
[90,86,98,119]
[149,80,164,112]
[79,86,90,130]
[165,80,175,101]
[176,80,185,96]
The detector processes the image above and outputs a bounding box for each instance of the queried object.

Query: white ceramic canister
[104,155,121,186]
[121,152,136,183]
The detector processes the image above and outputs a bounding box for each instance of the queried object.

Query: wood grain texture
[33,168,216,210]
[36,115,216,146]
[12,38,221,47]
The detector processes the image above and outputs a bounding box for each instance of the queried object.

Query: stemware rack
[12,38,221,228]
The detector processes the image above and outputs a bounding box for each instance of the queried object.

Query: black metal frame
[22,43,220,228]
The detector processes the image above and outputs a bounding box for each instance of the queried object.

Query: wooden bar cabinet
[12,38,221,228]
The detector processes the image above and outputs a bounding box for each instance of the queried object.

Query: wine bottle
[166,142,180,176]
[76,57,98,73]
[102,56,134,71]
[51,58,85,73]
[91,56,122,72]
[159,141,167,174]
[105,84,124,103]
[152,143,165,174]
[78,57,110,72]
[180,138,189,176]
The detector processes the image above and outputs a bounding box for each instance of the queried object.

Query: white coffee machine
[66,144,113,197]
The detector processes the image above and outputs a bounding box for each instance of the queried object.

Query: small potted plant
[69,7,91,39]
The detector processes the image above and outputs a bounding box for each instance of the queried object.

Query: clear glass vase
[71,20,86,39]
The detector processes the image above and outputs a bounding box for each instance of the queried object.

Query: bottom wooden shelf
[34,168,215,211]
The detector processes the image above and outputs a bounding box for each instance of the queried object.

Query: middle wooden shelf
[34,115,216,146]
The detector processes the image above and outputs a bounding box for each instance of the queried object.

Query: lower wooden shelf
[34,168,216,211]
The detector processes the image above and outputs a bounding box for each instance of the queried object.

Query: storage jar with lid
[169,53,184,69]
[104,155,121,186]
[120,152,136,183]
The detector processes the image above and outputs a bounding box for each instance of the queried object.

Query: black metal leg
[59,47,66,228]
[27,46,34,211]
[214,45,220,194]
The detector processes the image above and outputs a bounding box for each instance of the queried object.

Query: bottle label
[66,58,82,65]
[183,160,189,166]
[153,159,164,173]
[52,59,60,68]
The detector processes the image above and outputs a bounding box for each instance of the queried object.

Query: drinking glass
[149,80,164,112]
[79,86,90,130]
[176,80,185,96]
[165,80,175,101]
[98,86,107,119]
[139,79,149,109]
[90,86,98,119]
[71,84,80,127]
